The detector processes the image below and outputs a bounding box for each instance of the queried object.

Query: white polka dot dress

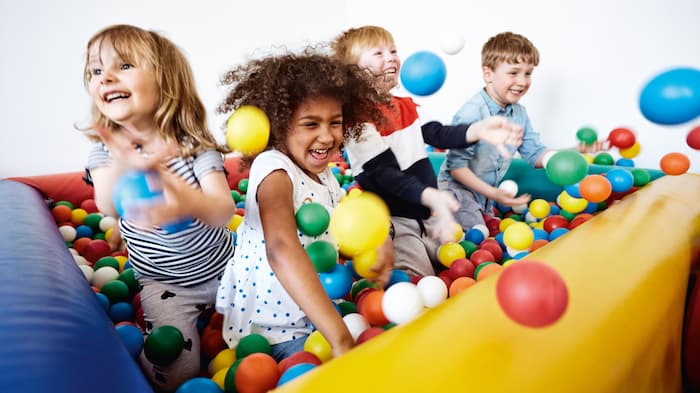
[216,150,344,348]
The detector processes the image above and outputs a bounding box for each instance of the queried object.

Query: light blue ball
[400,51,447,96]
[639,67,700,125]
[175,377,223,393]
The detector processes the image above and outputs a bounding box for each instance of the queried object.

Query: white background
[1,0,698,177]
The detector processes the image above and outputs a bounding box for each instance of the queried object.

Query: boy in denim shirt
[438,32,549,230]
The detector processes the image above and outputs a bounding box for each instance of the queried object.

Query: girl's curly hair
[218,47,389,165]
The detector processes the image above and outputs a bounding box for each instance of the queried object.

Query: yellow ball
[208,348,236,375]
[211,367,228,390]
[582,153,595,164]
[114,255,129,271]
[353,249,379,279]
[619,142,641,159]
[557,191,587,214]
[225,105,270,156]
[437,242,466,268]
[499,217,516,232]
[503,222,534,250]
[304,330,332,362]
[227,214,243,232]
[329,191,390,257]
[451,222,464,242]
[528,199,551,219]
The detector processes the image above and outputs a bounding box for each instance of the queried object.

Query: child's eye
[91,68,103,76]
[121,63,133,70]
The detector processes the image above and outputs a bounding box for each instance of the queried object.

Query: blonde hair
[82,24,222,156]
[482,32,540,70]
[331,25,395,64]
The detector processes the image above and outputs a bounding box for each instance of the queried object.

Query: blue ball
[605,168,634,193]
[112,170,192,233]
[175,377,223,393]
[549,227,570,241]
[115,324,144,359]
[318,263,353,300]
[400,51,447,96]
[75,225,94,239]
[639,67,700,125]
[95,292,110,312]
[387,269,411,288]
[564,182,582,198]
[615,158,635,167]
[465,227,485,245]
[109,302,135,323]
[532,228,549,241]
[277,363,317,386]
[583,201,599,214]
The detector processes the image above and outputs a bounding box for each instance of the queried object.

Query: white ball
[69,248,79,256]
[440,32,465,55]
[524,211,538,223]
[343,168,353,177]
[541,150,557,168]
[416,276,448,308]
[472,224,489,240]
[58,225,77,242]
[512,203,528,214]
[506,245,529,259]
[99,216,118,232]
[342,313,370,342]
[381,282,424,325]
[498,180,518,197]
[92,266,120,289]
[79,264,94,283]
[73,254,89,266]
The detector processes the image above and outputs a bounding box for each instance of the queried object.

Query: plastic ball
[557,191,588,214]
[352,249,382,279]
[579,174,612,203]
[496,260,569,327]
[382,282,424,325]
[660,152,690,175]
[528,199,551,219]
[607,127,636,149]
[449,277,475,297]
[440,31,465,55]
[387,269,412,288]
[564,182,582,198]
[639,67,700,125]
[343,313,371,342]
[208,348,236,375]
[303,331,332,362]
[545,150,589,186]
[688,126,700,150]
[416,276,448,308]
[278,351,321,375]
[227,214,243,232]
[400,51,447,96]
[99,216,117,232]
[437,242,467,268]
[306,240,338,273]
[605,168,635,193]
[576,127,598,145]
[115,323,144,359]
[549,227,570,241]
[226,105,270,155]
[542,215,569,233]
[356,327,385,344]
[498,180,518,197]
[503,222,534,250]
[296,202,330,237]
[277,363,317,387]
[470,249,496,266]
[318,263,353,300]
[592,152,615,166]
[630,168,651,187]
[329,191,390,257]
[92,266,120,289]
[616,158,635,167]
[356,289,390,326]
[619,142,641,159]
[235,352,280,393]
[176,377,222,393]
[236,333,271,358]
[144,325,185,366]
[51,204,73,223]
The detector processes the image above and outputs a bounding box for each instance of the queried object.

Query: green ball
[83,213,103,229]
[306,240,338,273]
[144,325,184,366]
[237,178,249,194]
[100,279,129,304]
[230,190,241,203]
[224,358,243,393]
[117,268,139,296]
[55,200,74,209]
[94,232,106,240]
[576,127,598,145]
[631,168,651,187]
[559,209,576,221]
[94,256,120,271]
[295,202,330,236]
[459,240,478,258]
[545,150,589,186]
[593,152,615,166]
[474,261,496,280]
[337,300,357,316]
[235,333,271,358]
[351,278,379,301]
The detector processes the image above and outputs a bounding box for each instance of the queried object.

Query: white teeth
[312,149,328,154]
[104,92,130,102]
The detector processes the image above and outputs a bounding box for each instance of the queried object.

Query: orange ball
[234,352,280,393]
[476,263,503,281]
[529,239,549,252]
[579,174,612,203]
[356,289,389,326]
[449,277,475,297]
[51,205,73,223]
[660,152,690,175]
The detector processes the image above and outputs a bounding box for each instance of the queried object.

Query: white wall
[1,0,698,178]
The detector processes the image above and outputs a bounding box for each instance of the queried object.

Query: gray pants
[391,216,442,277]
[439,181,487,230]
[138,276,219,392]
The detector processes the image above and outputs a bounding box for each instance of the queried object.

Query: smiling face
[483,61,535,108]
[356,42,401,94]
[281,96,344,182]
[87,38,160,134]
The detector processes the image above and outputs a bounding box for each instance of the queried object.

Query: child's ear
[482,66,493,84]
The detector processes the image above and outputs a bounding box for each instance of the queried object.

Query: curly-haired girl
[215,49,392,361]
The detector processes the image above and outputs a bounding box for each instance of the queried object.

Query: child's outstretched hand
[421,187,460,244]
[491,188,532,207]
[577,140,611,154]
[368,237,395,288]
[466,116,523,158]
[93,126,179,170]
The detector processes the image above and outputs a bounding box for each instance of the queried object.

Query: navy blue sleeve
[421,121,473,149]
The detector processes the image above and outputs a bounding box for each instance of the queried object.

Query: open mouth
[103,91,131,103]
[310,148,330,161]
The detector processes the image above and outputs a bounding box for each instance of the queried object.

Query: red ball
[543,215,569,233]
[200,325,227,360]
[607,127,636,149]
[80,199,99,213]
[496,260,569,327]
[469,249,496,266]
[209,312,224,329]
[447,258,475,279]
[687,126,700,150]
[82,239,112,264]
[436,270,453,289]
[479,239,503,262]
[484,216,501,237]
[356,327,385,345]
[235,352,280,393]
[569,213,593,230]
[278,351,321,375]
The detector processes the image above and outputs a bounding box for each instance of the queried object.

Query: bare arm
[258,170,354,357]
[450,167,531,207]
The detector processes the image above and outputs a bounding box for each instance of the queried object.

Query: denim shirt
[438,89,547,211]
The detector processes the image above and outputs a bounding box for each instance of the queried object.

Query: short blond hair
[482,32,539,69]
[332,25,395,64]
